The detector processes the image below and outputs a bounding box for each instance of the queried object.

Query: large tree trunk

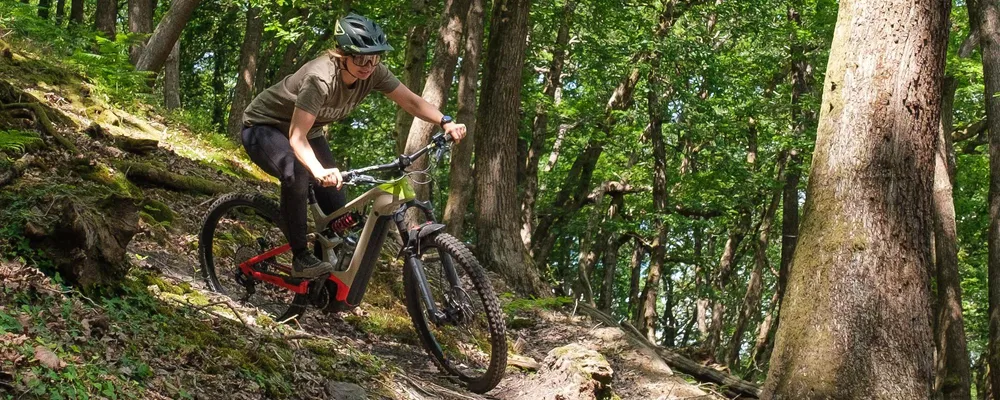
[95,0,117,38]
[403,0,473,201]
[394,0,433,154]
[69,0,83,25]
[210,11,236,132]
[163,31,181,110]
[442,0,485,239]
[932,74,971,399]
[761,0,949,396]
[128,0,155,63]
[226,6,264,138]
[473,0,548,296]
[520,0,576,250]
[135,0,202,73]
[973,0,1000,393]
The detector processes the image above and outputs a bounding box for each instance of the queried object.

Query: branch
[952,119,987,143]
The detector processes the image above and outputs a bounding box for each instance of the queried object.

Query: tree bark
[598,219,628,312]
[971,0,1000,394]
[761,0,949,396]
[135,0,202,73]
[575,187,605,307]
[627,239,647,321]
[395,0,433,154]
[520,0,576,250]
[637,73,668,341]
[55,0,65,24]
[226,6,264,138]
[442,0,485,239]
[69,0,83,25]
[163,32,181,110]
[705,222,749,358]
[932,74,971,399]
[473,0,548,296]
[95,0,117,38]
[128,0,155,63]
[403,0,472,201]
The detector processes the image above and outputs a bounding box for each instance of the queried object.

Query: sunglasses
[350,54,382,67]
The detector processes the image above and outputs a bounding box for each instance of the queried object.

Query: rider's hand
[443,122,467,143]
[315,167,344,189]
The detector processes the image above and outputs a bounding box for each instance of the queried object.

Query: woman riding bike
[240,13,466,279]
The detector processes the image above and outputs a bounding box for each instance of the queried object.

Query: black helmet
[334,13,393,54]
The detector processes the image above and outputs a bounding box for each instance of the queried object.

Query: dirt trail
[128,182,723,399]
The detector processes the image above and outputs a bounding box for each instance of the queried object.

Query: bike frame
[237,176,444,313]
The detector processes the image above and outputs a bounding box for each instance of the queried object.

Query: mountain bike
[197,133,506,393]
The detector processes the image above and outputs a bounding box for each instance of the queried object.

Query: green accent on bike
[378,178,416,200]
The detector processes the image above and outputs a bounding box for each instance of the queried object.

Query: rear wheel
[198,193,307,322]
[403,233,507,393]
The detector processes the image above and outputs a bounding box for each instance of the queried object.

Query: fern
[0,129,42,154]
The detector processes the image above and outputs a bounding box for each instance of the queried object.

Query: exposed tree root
[115,160,228,195]
[0,154,34,187]
[85,122,159,155]
[2,102,78,154]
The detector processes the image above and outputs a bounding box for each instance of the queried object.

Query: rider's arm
[385,84,466,142]
[289,107,343,188]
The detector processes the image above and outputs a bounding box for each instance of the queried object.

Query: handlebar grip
[341,170,357,182]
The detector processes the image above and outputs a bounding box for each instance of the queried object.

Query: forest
[0,0,998,398]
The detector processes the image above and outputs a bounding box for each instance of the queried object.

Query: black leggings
[241,125,347,251]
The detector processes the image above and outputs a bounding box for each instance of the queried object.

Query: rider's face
[346,55,378,80]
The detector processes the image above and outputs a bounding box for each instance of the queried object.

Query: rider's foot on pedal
[291,252,334,279]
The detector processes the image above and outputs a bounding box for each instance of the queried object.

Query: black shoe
[291,252,334,279]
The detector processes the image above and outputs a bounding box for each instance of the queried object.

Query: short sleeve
[295,74,330,115]
[372,64,401,93]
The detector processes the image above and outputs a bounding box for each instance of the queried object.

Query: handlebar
[341,132,453,184]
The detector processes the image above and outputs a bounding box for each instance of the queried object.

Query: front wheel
[403,233,507,393]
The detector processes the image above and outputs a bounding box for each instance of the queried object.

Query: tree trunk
[748,289,780,380]
[442,0,485,239]
[38,0,51,19]
[403,0,472,201]
[544,123,571,172]
[705,222,749,358]
[660,266,676,347]
[637,73,668,341]
[135,0,202,73]
[95,0,117,38]
[473,0,548,296]
[762,0,949,396]
[128,0,155,63]
[973,0,1000,393]
[520,0,576,250]
[163,32,181,110]
[210,11,235,132]
[395,0,433,154]
[932,74,971,399]
[226,6,263,138]
[726,161,783,369]
[55,0,65,24]
[627,240,646,321]
[575,188,605,307]
[598,222,628,312]
[69,0,83,25]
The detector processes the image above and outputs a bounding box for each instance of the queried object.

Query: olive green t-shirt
[243,55,401,139]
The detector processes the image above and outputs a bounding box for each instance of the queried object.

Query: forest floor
[0,9,732,399]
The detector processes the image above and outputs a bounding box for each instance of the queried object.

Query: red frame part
[238,244,351,302]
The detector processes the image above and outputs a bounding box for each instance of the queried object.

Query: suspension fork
[394,200,461,325]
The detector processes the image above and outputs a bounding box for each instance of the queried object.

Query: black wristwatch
[439,115,454,128]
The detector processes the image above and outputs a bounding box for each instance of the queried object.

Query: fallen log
[85,122,159,155]
[578,304,761,399]
[115,160,228,195]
